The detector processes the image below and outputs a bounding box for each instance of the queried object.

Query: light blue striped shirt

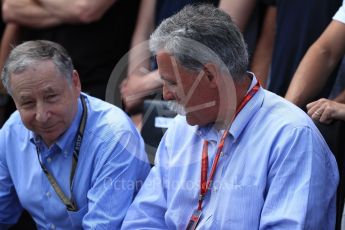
[122,79,339,229]
[0,93,150,229]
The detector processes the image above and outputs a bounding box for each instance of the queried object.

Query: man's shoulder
[257,90,325,145]
[0,111,30,150]
[261,90,314,128]
[2,110,25,131]
[84,94,138,138]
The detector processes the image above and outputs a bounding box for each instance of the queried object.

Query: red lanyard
[186,81,260,230]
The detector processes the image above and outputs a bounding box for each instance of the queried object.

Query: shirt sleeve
[0,129,23,229]
[121,132,170,229]
[259,126,338,229]
[81,130,151,229]
[333,1,345,24]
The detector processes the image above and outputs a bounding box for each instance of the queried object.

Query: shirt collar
[229,73,263,140]
[196,123,218,143]
[29,96,84,152]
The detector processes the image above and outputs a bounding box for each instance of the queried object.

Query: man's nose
[35,103,50,123]
[162,83,176,101]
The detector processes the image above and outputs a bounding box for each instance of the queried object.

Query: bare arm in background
[220,0,275,88]
[334,88,345,103]
[0,23,20,93]
[120,0,163,113]
[219,0,257,32]
[2,0,117,28]
[0,23,20,125]
[126,0,156,76]
[249,6,276,87]
[285,20,345,108]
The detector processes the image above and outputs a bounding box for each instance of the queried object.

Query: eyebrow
[19,95,32,102]
[42,87,58,94]
[18,87,58,101]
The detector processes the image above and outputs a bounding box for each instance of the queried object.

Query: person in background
[0,40,150,229]
[219,0,276,87]
[121,4,338,229]
[284,3,345,227]
[285,0,345,109]
[268,0,341,96]
[0,0,140,127]
[0,10,7,126]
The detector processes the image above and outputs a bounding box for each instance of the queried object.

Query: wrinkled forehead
[10,60,62,81]
[9,61,66,93]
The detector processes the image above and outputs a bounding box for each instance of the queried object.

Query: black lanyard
[35,95,88,211]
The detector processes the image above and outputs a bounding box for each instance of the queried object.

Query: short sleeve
[333,1,345,24]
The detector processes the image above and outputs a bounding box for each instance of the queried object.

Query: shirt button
[47,157,52,163]
[50,224,56,230]
[46,192,51,198]
[220,152,224,157]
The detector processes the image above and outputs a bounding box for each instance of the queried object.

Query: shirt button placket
[213,186,219,192]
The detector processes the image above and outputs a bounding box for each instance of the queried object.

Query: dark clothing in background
[155,0,220,27]
[20,0,141,100]
[268,0,341,97]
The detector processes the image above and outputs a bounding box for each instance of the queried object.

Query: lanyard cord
[197,81,260,212]
[35,95,88,211]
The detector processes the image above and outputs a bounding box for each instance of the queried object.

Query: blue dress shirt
[122,77,339,229]
[0,93,150,229]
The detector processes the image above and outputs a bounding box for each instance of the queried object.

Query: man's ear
[72,70,81,93]
[203,63,219,88]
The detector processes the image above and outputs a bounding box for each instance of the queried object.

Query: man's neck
[215,73,253,130]
[235,73,253,107]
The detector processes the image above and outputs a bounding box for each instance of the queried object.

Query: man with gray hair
[122,4,338,229]
[0,40,150,229]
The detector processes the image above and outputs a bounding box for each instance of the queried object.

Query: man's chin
[37,128,62,145]
[185,114,202,126]
[39,127,59,136]
[186,113,214,127]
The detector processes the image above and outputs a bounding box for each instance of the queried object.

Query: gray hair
[150,4,249,81]
[1,40,74,95]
